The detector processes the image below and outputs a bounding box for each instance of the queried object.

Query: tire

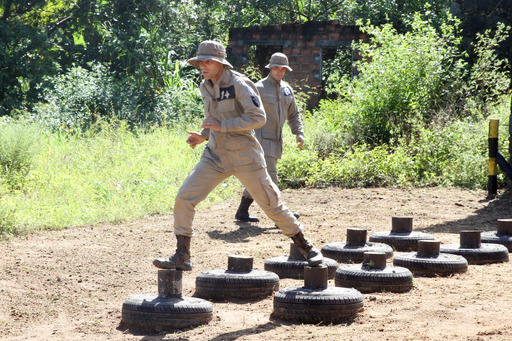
[439,243,510,265]
[393,252,468,277]
[321,242,394,263]
[272,286,364,324]
[481,231,512,252]
[121,294,213,331]
[264,256,339,279]
[369,231,435,251]
[334,265,413,293]
[194,269,280,301]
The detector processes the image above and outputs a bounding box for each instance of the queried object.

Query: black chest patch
[283,86,292,96]
[251,95,260,107]
[218,85,235,101]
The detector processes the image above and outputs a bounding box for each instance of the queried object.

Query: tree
[0,0,56,115]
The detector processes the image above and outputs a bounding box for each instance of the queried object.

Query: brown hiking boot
[290,231,323,266]
[153,235,192,271]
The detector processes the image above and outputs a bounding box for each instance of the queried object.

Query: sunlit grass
[0,121,241,236]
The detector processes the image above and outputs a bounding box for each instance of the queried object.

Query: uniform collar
[219,67,231,85]
[205,67,231,89]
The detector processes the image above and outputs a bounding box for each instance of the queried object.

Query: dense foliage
[1,0,452,119]
[318,16,510,146]
[0,1,511,235]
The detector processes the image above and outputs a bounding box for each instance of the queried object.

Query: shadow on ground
[207,321,279,341]
[206,221,278,243]
[416,188,512,234]
[117,320,279,341]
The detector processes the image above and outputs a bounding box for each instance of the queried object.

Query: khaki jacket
[199,68,267,172]
[255,75,304,159]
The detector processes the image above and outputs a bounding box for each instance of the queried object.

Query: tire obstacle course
[264,242,338,279]
[481,219,512,251]
[272,264,364,324]
[369,216,435,251]
[334,251,414,293]
[194,255,280,301]
[321,227,393,263]
[121,269,213,332]
[121,211,512,332]
[440,230,509,265]
[393,240,468,276]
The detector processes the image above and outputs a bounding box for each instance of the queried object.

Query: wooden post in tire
[346,228,367,246]
[460,230,481,249]
[391,216,413,233]
[304,265,328,289]
[228,255,253,272]
[289,242,306,260]
[121,269,213,331]
[158,270,182,298]
[362,252,387,269]
[497,219,512,235]
[417,240,441,257]
[488,118,499,197]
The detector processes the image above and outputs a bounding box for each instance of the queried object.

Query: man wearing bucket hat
[235,52,304,223]
[153,41,322,270]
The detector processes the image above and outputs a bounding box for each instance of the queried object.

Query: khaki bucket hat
[188,41,233,68]
[265,52,292,71]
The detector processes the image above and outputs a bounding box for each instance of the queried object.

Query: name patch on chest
[283,87,292,96]
[218,86,235,101]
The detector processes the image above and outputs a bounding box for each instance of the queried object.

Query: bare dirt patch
[1,187,512,340]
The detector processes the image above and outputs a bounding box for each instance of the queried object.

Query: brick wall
[228,21,368,109]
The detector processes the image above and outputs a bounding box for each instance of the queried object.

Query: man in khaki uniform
[235,52,305,223]
[153,41,323,270]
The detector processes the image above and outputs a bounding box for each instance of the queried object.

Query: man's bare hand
[201,115,221,131]
[296,135,305,148]
[186,131,207,149]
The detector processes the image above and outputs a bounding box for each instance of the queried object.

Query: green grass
[1,95,510,237]
[0,121,241,236]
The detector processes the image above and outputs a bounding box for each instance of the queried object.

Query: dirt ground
[1,187,512,341]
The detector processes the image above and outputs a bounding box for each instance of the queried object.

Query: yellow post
[488,118,499,197]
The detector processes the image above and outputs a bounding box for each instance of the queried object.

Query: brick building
[228,21,368,109]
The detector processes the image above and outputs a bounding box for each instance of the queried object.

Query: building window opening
[321,47,352,100]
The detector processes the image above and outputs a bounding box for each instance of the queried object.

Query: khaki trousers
[242,155,277,198]
[173,157,301,237]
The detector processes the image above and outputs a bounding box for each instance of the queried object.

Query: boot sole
[152,260,192,271]
[235,217,260,222]
[308,259,323,267]
[236,218,260,222]
[307,255,324,267]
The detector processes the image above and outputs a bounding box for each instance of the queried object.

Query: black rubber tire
[439,243,510,265]
[121,294,213,331]
[272,286,364,324]
[334,265,413,293]
[481,231,512,252]
[194,269,280,301]
[369,231,435,251]
[321,242,394,263]
[393,252,468,277]
[264,256,339,279]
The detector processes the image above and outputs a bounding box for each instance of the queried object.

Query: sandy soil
[1,187,512,341]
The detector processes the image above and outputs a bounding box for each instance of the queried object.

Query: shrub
[0,117,42,191]
[464,22,511,114]
[320,13,467,146]
[31,62,202,132]
[279,96,510,190]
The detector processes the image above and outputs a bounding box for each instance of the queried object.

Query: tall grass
[0,121,241,236]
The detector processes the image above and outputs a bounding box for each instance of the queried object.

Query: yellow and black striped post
[488,118,499,197]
